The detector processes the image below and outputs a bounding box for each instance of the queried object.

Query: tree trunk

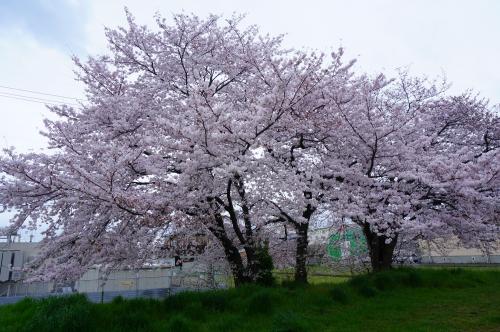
[243,245,259,281]
[362,224,398,272]
[209,214,249,287]
[224,243,249,287]
[294,223,309,283]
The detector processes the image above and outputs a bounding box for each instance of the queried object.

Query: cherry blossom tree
[0,11,325,285]
[0,10,498,285]
[315,72,500,271]
[246,49,356,282]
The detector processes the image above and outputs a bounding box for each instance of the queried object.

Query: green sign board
[327,226,368,261]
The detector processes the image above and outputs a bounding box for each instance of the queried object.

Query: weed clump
[164,314,194,332]
[111,295,124,304]
[208,314,243,332]
[348,274,370,289]
[373,273,394,291]
[108,298,155,331]
[199,291,229,311]
[281,279,308,290]
[272,310,310,332]
[247,289,274,314]
[358,285,377,298]
[403,270,423,288]
[330,287,349,304]
[22,294,94,332]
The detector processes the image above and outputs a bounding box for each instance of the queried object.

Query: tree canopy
[0,11,498,284]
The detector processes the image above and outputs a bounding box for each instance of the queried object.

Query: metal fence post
[99,272,104,304]
[135,270,139,298]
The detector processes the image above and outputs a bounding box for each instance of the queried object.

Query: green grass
[0,268,499,331]
[273,271,350,285]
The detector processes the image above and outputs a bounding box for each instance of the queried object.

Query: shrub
[254,244,276,286]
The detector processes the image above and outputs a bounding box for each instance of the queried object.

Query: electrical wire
[0,84,84,101]
[0,93,79,107]
[0,91,80,107]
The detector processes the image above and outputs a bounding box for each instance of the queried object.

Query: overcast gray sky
[1,0,499,236]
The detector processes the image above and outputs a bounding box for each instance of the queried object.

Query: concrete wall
[75,268,174,293]
[421,255,500,264]
[419,238,500,264]
[0,281,53,297]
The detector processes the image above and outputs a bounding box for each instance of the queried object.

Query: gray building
[0,234,53,296]
[419,238,500,264]
[1,235,224,298]
[0,234,39,282]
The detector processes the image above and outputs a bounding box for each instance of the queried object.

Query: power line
[0,93,64,106]
[0,84,84,102]
[0,93,79,108]
[0,91,80,107]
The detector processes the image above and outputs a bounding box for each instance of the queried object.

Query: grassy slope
[0,268,499,332]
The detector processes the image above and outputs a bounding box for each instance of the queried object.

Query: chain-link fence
[0,267,231,306]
